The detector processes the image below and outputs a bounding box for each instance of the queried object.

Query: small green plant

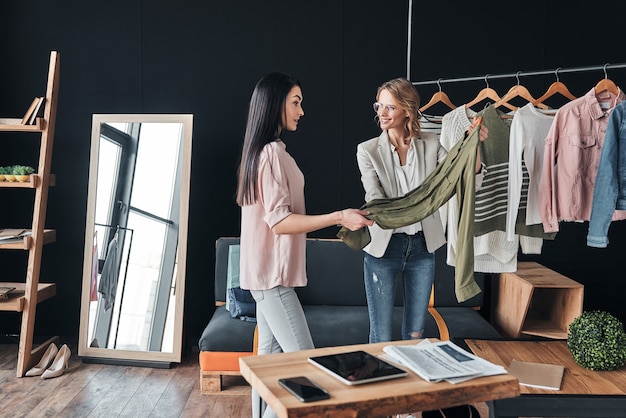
[567,310,626,370]
[0,166,8,175]
[12,165,35,175]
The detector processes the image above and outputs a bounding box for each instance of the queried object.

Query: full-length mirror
[79,114,193,366]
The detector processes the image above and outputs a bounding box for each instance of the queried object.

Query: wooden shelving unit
[491,261,584,340]
[0,51,60,377]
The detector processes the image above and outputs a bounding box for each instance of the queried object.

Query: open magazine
[383,340,507,384]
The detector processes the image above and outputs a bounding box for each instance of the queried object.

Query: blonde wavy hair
[376,78,421,139]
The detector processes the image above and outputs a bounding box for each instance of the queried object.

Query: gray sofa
[198,237,501,393]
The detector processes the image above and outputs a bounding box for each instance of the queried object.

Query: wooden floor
[0,343,497,418]
[0,343,252,418]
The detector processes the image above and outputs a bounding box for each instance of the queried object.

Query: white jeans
[250,286,314,418]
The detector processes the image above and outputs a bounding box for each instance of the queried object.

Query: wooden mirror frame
[78,114,193,366]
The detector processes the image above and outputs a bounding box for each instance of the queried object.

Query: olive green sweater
[338,127,482,303]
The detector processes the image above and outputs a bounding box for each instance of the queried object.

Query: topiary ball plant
[567,310,626,370]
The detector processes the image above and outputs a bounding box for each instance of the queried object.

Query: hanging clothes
[419,114,443,139]
[338,126,482,303]
[540,88,626,232]
[507,103,558,243]
[98,233,120,311]
[438,105,477,231]
[475,106,547,260]
[475,105,551,251]
[441,104,546,274]
[473,105,513,235]
[441,105,519,273]
[587,100,626,247]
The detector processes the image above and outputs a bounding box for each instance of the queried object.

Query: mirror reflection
[79,114,193,365]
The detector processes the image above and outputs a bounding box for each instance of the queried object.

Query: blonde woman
[356,78,485,343]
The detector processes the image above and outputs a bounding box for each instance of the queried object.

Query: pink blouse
[240,140,307,290]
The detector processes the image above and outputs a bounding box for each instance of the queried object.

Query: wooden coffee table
[239,339,519,418]
[466,339,626,417]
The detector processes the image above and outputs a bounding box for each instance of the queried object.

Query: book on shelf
[507,359,565,390]
[0,287,17,299]
[0,228,32,242]
[27,97,45,125]
[21,97,41,124]
[382,340,507,384]
[20,97,44,125]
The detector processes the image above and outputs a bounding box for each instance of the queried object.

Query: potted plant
[13,165,35,182]
[4,165,16,182]
[0,166,7,182]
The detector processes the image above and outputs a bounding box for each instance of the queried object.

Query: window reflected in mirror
[87,121,184,353]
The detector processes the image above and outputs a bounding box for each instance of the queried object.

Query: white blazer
[356,130,447,257]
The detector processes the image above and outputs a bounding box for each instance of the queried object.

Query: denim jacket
[587,100,626,247]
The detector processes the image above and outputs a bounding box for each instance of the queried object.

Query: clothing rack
[410,64,626,86]
[93,222,134,350]
[405,1,626,86]
[94,222,134,262]
[92,220,134,243]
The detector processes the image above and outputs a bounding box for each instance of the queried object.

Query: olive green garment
[338,127,482,303]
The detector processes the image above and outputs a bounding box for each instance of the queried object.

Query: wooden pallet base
[200,370,250,395]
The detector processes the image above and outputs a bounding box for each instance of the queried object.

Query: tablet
[308,350,408,385]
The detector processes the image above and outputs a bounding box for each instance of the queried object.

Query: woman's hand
[477,124,489,142]
[468,116,488,174]
[468,116,488,142]
[340,209,374,231]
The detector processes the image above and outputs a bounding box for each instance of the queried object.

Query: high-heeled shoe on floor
[41,344,71,379]
[25,342,59,377]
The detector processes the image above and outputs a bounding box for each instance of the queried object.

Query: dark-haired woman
[236,72,372,418]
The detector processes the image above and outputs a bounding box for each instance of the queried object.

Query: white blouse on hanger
[506,103,556,241]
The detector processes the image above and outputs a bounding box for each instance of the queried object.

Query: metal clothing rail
[405,0,626,85]
[410,63,626,86]
[406,0,413,81]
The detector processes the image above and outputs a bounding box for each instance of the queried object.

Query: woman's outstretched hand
[468,116,488,142]
[340,209,374,231]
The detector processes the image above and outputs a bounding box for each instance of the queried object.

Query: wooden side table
[466,339,626,417]
[240,340,520,418]
[491,261,584,339]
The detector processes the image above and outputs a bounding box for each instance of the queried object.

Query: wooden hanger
[465,74,516,111]
[594,64,619,95]
[419,79,457,113]
[532,68,577,106]
[494,72,548,110]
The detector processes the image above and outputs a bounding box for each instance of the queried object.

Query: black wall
[2,1,626,347]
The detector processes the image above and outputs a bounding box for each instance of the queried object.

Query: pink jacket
[540,87,626,232]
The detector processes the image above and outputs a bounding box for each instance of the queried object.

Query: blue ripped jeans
[363,232,435,343]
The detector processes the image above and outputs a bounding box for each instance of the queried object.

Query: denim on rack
[587,101,626,248]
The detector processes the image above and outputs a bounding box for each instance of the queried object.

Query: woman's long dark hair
[236,72,301,206]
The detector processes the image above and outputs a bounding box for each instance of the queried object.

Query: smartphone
[278,376,330,402]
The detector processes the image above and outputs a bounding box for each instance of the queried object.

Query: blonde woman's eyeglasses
[373,102,397,114]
